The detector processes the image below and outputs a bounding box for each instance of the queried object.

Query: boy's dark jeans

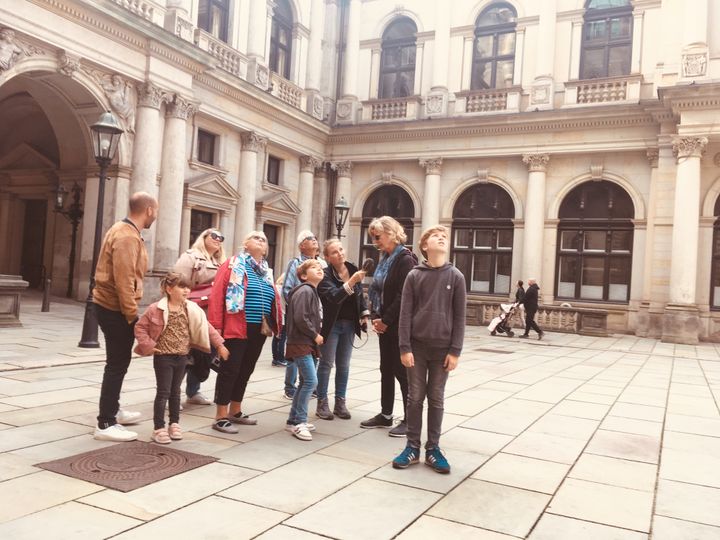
[96,304,136,429]
[154,354,190,429]
[405,342,449,450]
[379,326,408,417]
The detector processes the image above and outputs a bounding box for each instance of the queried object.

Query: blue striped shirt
[244,258,274,323]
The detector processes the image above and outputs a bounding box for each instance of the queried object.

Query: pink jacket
[134,297,224,357]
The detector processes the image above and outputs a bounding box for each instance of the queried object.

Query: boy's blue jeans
[405,342,449,450]
[317,319,355,400]
[287,354,318,425]
[284,360,298,396]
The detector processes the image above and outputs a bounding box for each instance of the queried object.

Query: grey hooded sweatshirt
[398,261,467,357]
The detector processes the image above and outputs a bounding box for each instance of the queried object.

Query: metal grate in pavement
[36,441,217,492]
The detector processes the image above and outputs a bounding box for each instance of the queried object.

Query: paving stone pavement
[1,292,720,538]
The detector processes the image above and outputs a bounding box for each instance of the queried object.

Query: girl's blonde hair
[160,271,192,298]
[323,238,343,257]
[368,216,407,245]
[191,228,227,265]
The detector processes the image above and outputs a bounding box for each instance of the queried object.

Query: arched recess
[374,8,424,37]
[702,175,720,217]
[351,176,422,220]
[548,171,645,221]
[467,0,525,24]
[443,176,523,220]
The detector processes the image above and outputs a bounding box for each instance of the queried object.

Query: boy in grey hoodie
[393,225,466,473]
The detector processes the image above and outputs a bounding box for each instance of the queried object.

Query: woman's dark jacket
[515,286,525,304]
[317,261,370,340]
[372,248,418,331]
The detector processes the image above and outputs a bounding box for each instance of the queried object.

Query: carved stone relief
[0,28,44,73]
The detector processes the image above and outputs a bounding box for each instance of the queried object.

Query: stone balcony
[360,96,422,122]
[109,0,166,26]
[270,73,304,110]
[564,74,642,106]
[194,29,245,78]
[456,87,522,115]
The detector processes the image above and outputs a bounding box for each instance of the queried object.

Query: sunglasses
[251,235,267,243]
[303,235,317,242]
[209,232,224,242]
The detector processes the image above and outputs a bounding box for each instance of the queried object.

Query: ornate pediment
[0,143,57,170]
[255,190,301,225]
[185,172,239,212]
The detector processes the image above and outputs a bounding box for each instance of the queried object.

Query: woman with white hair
[208,231,283,433]
[360,216,417,437]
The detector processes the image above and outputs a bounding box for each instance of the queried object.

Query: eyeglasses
[251,235,267,243]
[303,235,317,242]
[209,232,225,242]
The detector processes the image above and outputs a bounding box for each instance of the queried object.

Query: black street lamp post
[78,111,124,348]
[334,196,350,240]
[54,182,84,298]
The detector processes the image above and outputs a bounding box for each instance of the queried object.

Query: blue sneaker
[425,447,450,474]
[392,445,420,469]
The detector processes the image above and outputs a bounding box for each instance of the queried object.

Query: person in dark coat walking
[515,280,525,304]
[519,278,544,340]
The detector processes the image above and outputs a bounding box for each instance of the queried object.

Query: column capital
[419,157,443,175]
[672,136,708,159]
[646,148,659,168]
[241,132,268,153]
[300,155,323,173]
[137,81,165,109]
[522,153,550,172]
[165,94,197,120]
[330,160,353,177]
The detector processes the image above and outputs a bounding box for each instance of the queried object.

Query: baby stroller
[488,302,520,337]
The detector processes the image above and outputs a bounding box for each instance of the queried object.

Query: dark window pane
[608,258,630,301]
[608,45,631,76]
[581,47,606,79]
[609,17,632,39]
[587,0,631,8]
[477,4,517,26]
[561,231,580,251]
[197,130,216,165]
[495,253,512,293]
[581,257,605,299]
[472,253,492,292]
[475,35,493,58]
[472,60,492,89]
[454,229,472,248]
[190,209,214,246]
[401,46,416,67]
[497,32,516,55]
[558,256,578,297]
[454,252,472,286]
[585,20,607,41]
[475,230,493,248]
[263,224,278,271]
[611,230,632,252]
[495,60,515,88]
[383,18,417,41]
[267,156,281,185]
[713,257,720,307]
[392,72,411,97]
[584,231,606,252]
[497,229,513,248]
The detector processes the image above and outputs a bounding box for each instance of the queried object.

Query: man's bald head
[128,192,158,229]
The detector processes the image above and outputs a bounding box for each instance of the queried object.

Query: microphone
[361,258,375,273]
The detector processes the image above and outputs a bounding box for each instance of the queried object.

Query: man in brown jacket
[94,192,158,442]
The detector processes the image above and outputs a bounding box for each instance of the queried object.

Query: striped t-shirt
[244,258,275,323]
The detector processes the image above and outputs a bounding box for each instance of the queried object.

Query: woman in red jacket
[208,231,283,433]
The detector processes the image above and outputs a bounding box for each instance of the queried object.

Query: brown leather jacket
[93,219,148,323]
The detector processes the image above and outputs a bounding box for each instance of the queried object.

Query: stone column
[369,47,381,99]
[264,1,276,66]
[630,10,644,74]
[0,191,14,274]
[662,136,708,344]
[305,0,326,119]
[297,155,322,234]
[336,0,360,124]
[179,204,192,253]
[528,0,556,110]
[331,161,353,238]
[247,0,270,88]
[413,42,424,95]
[521,153,549,282]
[568,19,583,80]
[419,158,442,231]
[155,95,195,271]
[426,1,450,117]
[313,165,329,240]
[235,132,267,244]
[512,27,525,86]
[461,36,473,90]
[636,148,659,337]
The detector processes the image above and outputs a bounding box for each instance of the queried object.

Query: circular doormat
[36,441,218,492]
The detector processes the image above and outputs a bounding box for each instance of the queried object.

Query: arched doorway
[0,70,107,297]
[710,196,720,309]
[360,184,415,274]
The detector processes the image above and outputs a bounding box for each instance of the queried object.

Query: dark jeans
[524,309,542,336]
[406,342,449,450]
[154,354,189,429]
[96,304,136,429]
[185,362,201,397]
[379,327,408,417]
[272,327,287,362]
[214,324,267,406]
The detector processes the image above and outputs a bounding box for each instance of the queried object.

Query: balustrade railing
[271,73,303,109]
[564,75,642,106]
[194,29,244,78]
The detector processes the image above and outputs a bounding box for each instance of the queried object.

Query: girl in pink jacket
[135,272,229,444]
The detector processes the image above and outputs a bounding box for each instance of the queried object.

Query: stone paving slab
[2,292,720,538]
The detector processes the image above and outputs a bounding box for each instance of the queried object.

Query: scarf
[368,244,405,315]
[225,252,275,314]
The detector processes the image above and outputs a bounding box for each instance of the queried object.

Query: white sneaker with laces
[94,424,138,442]
[186,392,213,405]
[116,410,141,425]
[292,423,312,441]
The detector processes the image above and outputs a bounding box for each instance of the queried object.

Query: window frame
[189,209,216,247]
[451,222,514,295]
[378,18,418,99]
[266,155,281,186]
[269,0,293,79]
[710,199,720,310]
[196,129,217,165]
[579,1,633,80]
[471,3,518,91]
[197,0,230,43]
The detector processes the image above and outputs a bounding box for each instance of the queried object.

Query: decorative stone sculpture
[0,29,23,72]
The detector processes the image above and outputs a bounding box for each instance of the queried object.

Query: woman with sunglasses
[360,216,417,437]
[174,228,227,406]
[207,231,283,433]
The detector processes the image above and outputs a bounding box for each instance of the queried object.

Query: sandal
[168,423,183,440]
[229,412,258,425]
[151,428,171,444]
[212,418,239,434]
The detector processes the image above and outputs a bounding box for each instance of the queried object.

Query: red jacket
[208,257,283,339]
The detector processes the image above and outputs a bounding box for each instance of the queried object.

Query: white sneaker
[285,422,316,433]
[186,392,213,405]
[292,423,312,441]
[116,410,141,425]
[94,424,138,442]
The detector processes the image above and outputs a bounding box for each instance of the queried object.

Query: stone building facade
[0,0,719,344]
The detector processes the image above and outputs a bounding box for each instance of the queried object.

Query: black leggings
[379,327,408,417]
[214,324,267,406]
[153,354,189,429]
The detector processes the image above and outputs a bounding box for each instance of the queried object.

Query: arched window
[360,185,415,274]
[379,18,417,99]
[557,180,634,302]
[710,198,720,309]
[472,3,517,90]
[270,0,293,79]
[198,0,230,42]
[580,0,633,79]
[452,184,514,294]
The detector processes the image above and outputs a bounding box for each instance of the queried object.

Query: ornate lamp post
[54,182,84,298]
[78,111,123,348]
[334,196,350,240]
